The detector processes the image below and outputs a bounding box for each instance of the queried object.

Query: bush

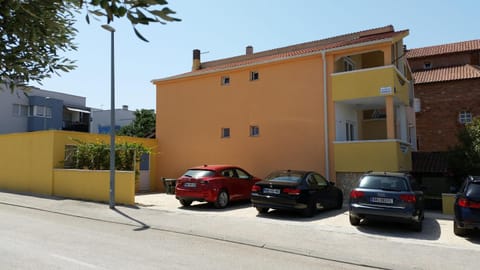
[69,138,150,171]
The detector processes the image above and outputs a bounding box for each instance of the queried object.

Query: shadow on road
[354,217,441,240]
[461,230,480,244]
[112,207,150,231]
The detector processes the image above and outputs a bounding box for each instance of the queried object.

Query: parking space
[135,193,480,248]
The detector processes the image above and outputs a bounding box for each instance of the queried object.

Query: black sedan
[251,170,343,217]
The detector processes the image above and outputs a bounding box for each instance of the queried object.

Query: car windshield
[265,171,303,183]
[359,176,408,191]
[182,169,215,178]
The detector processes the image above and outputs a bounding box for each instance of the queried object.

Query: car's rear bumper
[175,188,216,203]
[454,208,480,229]
[251,194,307,210]
[349,203,422,223]
[455,219,480,230]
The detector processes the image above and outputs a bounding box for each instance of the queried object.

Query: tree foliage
[449,117,480,179]
[117,109,156,138]
[1,0,180,90]
[0,0,78,90]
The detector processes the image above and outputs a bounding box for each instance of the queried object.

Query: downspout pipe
[321,50,330,180]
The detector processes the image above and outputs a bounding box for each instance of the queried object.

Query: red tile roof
[153,25,408,82]
[406,39,480,59]
[413,64,480,84]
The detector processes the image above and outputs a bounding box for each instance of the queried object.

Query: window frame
[221,127,231,138]
[459,111,473,124]
[250,71,259,81]
[343,56,355,71]
[221,76,230,86]
[249,125,260,137]
[12,104,28,117]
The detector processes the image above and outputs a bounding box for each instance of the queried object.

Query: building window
[12,104,28,117]
[459,111,473,124]
[343,56,355,71]
[345,121,354,141]
[45,107,52,118]
[221,128,230,138]
[29,105,51,118]
[424,62,432,69]
[250,125,260,137]
[250,71,259,81]
[221,76,230,85]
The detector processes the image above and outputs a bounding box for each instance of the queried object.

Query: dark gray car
[348,172,424,231]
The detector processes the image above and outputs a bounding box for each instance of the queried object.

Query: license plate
[184,182,197,188]
[263,188,280,195]
[371,197,393,204]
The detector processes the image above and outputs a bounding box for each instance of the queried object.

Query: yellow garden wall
[0,131,54,195]
[0,131,158,204]
[53,169,135,205]
[50,131,158,192]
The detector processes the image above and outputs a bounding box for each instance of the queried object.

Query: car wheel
[214,189,229,209]
[412,220,423,232]
[335,192,344,209]
[302,200,316,218]
[256,207,269,214]
[349,214,361,226]
[179,199,192,207]
[454,221,467,236]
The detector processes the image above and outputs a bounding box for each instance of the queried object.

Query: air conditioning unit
[414,98,421,112]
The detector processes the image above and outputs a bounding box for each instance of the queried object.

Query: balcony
[332,65,410,105]
[334,140,412,173]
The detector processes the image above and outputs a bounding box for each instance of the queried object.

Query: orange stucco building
[152,25,416,192]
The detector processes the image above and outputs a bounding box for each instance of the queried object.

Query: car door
[220,168,238,200]
[233,168,255,200]
[312,173,336,208]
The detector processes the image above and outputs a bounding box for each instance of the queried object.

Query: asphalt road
[1,192,480,269]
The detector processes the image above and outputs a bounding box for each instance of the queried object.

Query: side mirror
[329,181,335,186]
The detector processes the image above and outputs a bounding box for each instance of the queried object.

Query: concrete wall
[0,131,55,195]
[90,109,135,134]
[53,169,135,205]
[0,88,29,134]
[0,131,159,204]
[155,55,326,179]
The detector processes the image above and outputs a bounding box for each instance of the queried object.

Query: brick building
[407,40,480,152]
[406,40,480,199]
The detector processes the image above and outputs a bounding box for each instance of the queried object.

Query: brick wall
[408,51,480,72]
[415,78,480,151]
[408,52,478,72]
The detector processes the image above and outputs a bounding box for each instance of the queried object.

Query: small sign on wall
[380,86,393,95]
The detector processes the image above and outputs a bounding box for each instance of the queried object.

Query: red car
[175,165,261,208]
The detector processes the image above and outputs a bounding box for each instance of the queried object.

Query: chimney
[122,105,128,110]
[246,45,253,55]
[192,49,201,71]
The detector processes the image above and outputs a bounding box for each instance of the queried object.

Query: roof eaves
[152,37,396,84]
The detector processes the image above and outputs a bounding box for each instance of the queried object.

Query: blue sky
[32,0,479,111]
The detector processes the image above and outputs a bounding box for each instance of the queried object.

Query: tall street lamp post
[102,24,116,209]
